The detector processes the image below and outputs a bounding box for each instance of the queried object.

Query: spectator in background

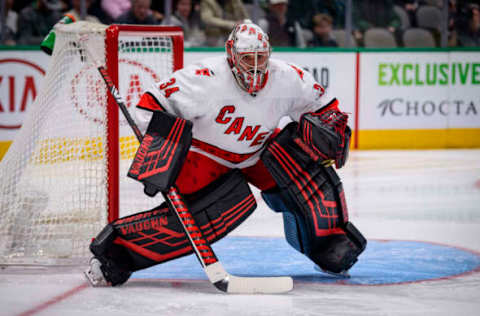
[13,0,34,13]
[308,13,338,47]
[87,0,112,24]
[200,0,248,46]
[149,0,166,22]
[286,1,314,30]
[352,0,401,45]
[65,0,101,23]
[168,0,206,47]
[102,0,131,22]
[313,0,346,29]
[457,3,480,46]
[447,0,459,46]
[16,0,63,45]
[258,0,291,47]
[115,0,159,24]
[0,0,18,45]
[394,0,420,27]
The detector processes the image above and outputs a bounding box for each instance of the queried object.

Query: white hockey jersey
[136,56,326,169]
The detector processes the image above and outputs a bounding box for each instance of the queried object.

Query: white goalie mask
[226,21,271,95]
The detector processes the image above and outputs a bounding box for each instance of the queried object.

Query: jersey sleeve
[136,62,211,120]
[135,106,153,135]
[287,63,326,122]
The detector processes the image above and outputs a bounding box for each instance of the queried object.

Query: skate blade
[84,269,110,287]
[314,265,351,278]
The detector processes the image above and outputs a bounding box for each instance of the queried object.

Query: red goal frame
[104,25,184,222]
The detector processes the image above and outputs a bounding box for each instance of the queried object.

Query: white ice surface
[1,149,479,316]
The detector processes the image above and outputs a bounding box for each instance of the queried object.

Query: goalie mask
[226,21,271,96]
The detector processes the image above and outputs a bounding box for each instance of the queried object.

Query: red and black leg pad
[299,98,351,168]
[128,111,193,197]
[261,122,366,274]
[89,169,256,285]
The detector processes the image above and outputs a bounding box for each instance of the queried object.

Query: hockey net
[0,22,183,265]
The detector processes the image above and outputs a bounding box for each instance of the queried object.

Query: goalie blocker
[261,102,366,274]
[127,111,193,197]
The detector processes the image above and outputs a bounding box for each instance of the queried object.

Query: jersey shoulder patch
[191,56,227,76]
[269,59,306,81]
[194,67,215,77]
[288,64,305,81]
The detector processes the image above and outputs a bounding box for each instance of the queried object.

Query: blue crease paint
[132,237,480,285]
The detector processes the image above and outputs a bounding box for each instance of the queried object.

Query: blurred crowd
[1,0,479,48]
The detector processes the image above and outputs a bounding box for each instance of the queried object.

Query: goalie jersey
[136,56,326,169]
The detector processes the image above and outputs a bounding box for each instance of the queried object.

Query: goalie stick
[80,35,293,294]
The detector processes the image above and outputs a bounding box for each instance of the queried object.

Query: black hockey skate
[84,257,110,287]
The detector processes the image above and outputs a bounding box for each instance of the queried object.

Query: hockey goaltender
[85,20,366,292]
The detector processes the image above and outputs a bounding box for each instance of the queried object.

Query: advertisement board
[0,47,479,159]
[0,51,50,138]
[359,51,479,148]
[0,51,51,157]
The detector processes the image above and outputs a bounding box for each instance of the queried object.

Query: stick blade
[225,275,293,294]
[206,262,293,294]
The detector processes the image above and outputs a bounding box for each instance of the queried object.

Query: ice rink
[1,149,480,316]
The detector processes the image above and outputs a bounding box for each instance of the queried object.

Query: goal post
[104,24,183,223]
[0,22,184,265]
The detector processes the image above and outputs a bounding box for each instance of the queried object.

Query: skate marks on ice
[132,236,480,285]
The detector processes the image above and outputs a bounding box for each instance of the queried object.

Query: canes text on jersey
[215,105,270,147]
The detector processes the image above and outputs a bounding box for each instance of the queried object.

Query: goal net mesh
[0,22,182,264]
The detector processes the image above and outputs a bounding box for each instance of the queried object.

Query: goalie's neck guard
[226,21,271,96]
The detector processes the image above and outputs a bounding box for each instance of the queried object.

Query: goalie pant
[89,169,256,286]
[261,122,367,274]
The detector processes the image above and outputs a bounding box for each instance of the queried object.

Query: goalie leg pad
[89,169,256,278]
[309,222,367,273]
[261,124,366,273]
